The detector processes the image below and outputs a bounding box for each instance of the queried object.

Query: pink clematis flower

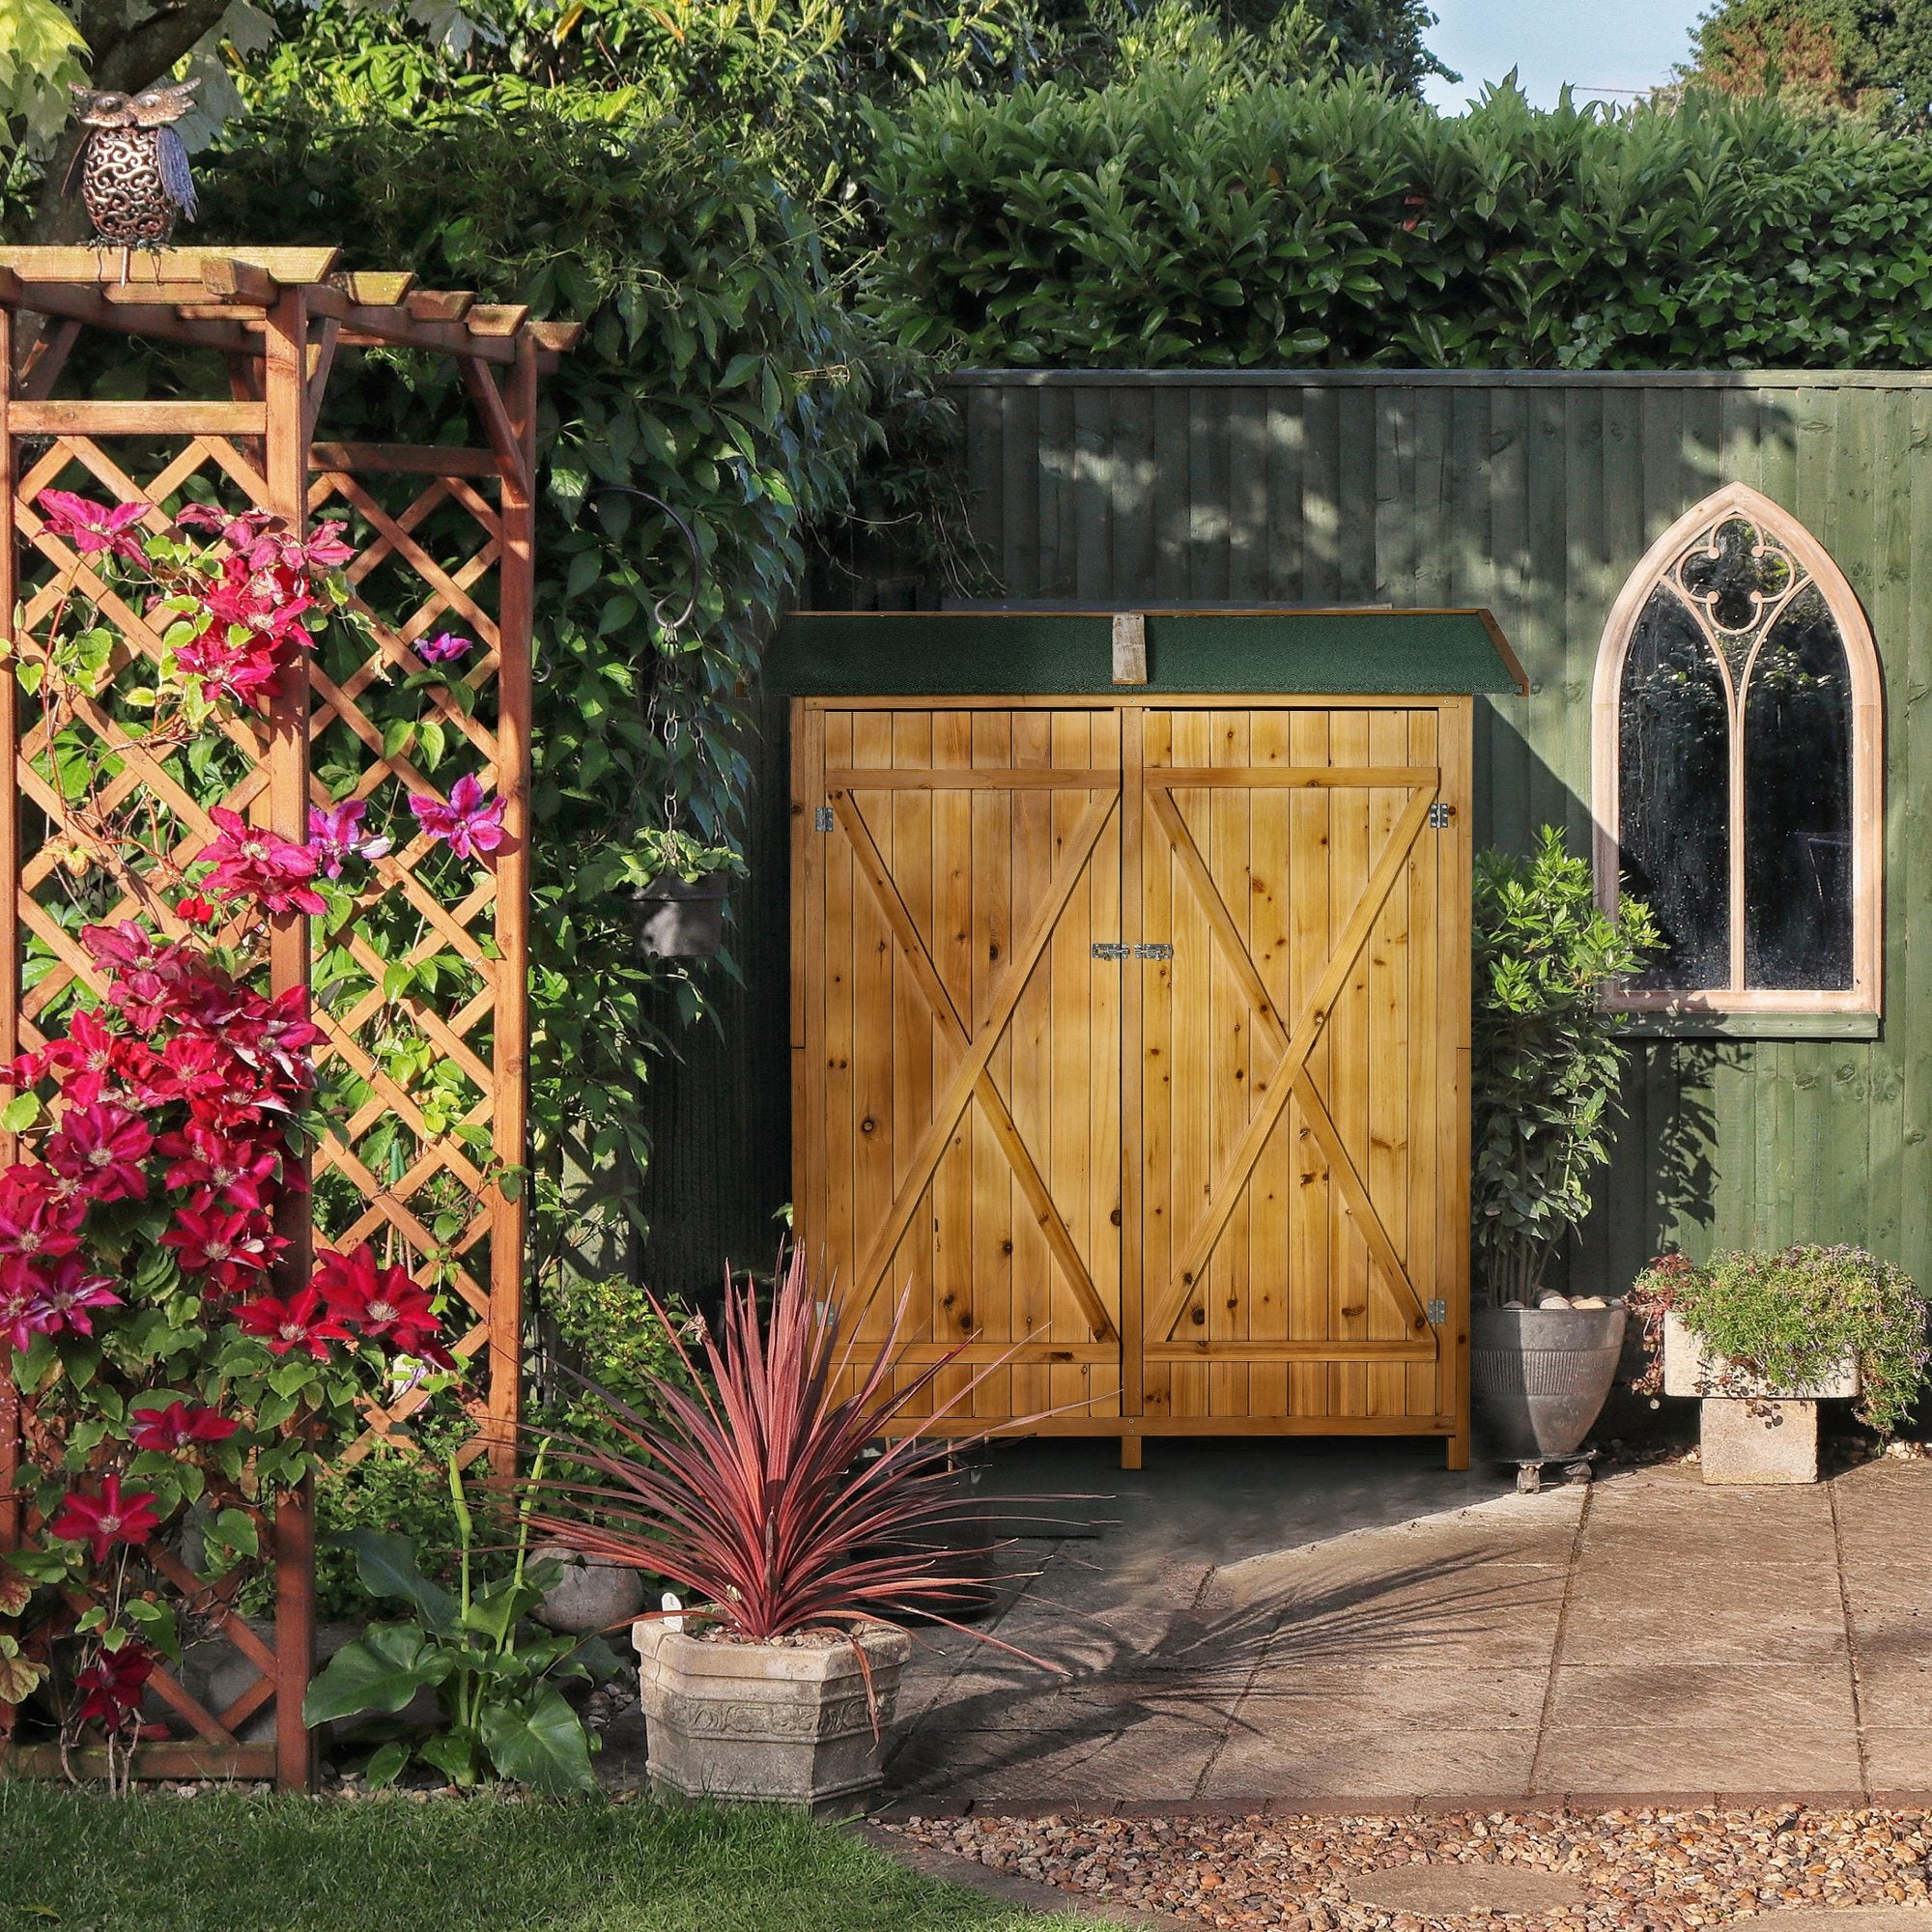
[196,808,327,917]
[414,631,474,666]
[306,799,391,879]
[235,1287,350,1361]
[33,1257,122,1338]
[314,1244,450,1364]
[409,775,505,862]
[73,1641,156,1732]
[0,1169,84,1265]
[158,1122,279,1212]
[0,1272,59,1353]
[160,1205,280,1292]
[50,1474,160,1565]
[44,1101,154,1203]
[128,1401,242,1452]
[37,489,150,564]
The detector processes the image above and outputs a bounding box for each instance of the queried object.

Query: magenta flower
[50,1474,160,1565]
[0,1273,58,1353]
[37,489,150,564]
[409,775,506,862]
[307,799,392,879]
[33,1258,122,1337]
[414,631,474,666]
[128,1401,242,1452]
[196,807,327,916]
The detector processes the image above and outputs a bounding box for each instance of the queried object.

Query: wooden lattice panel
[0,256,559,1788]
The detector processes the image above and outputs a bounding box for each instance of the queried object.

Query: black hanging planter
[631,871,730,960]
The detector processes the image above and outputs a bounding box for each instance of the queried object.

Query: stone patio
[880,1438,1932,1811]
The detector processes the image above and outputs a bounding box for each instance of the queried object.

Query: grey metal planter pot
[1470,1302,1628,1463]
[633,1621,911,1818]
[631,871,729,959]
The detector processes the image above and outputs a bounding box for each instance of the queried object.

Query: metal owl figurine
[66,79,201,248]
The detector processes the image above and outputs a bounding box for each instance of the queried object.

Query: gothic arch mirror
[1592,483,1883,1016]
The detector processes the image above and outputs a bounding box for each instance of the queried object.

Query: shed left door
[794,704,1125,1424]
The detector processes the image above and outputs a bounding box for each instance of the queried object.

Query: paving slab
[883,1442,1920,1810]
[1344,1861,1594,1916]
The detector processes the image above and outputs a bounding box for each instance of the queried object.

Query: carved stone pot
[633,1621,911,1817]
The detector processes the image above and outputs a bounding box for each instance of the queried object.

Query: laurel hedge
[866,71,1932,369]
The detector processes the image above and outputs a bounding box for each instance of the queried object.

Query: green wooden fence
[644,368,1932,1321]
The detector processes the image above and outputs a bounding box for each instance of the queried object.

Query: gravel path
[884,1805,1932,1930]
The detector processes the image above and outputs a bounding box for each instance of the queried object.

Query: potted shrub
[625,827,747,960]
[523,1252,1047,1817]
[1628,1246,1930,1483]
[1470,828,1660,1469]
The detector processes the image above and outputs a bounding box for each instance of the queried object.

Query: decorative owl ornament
[66,79,201,248]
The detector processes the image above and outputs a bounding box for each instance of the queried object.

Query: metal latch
[1428,802,1452,830]
[1135,942,1173,960]
[813,805,835,832]
[1426,1297,1447,1325]
[1091,942,1130,961]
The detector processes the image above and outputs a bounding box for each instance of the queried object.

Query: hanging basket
[631,871,731,959]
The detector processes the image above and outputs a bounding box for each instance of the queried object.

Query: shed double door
[791,698,1470,1464]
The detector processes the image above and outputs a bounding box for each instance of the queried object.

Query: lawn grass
[0,1787,1082,1932]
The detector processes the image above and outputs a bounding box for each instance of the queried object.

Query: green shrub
[1630,1245,1932,1436]
[313,1416,473,1624]
[1472,828,1660,1307]
[531,1273,702,1457]
[867,69,1932,369]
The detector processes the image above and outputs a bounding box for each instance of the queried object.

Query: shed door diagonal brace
[832,785,1122,1343]
[1141,779,1438,1347]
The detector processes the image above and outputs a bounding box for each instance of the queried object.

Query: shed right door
[1130,706,1463,1430]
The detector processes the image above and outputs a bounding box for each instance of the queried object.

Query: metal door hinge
[813,805,835,832]
[1092,942,1130,961]
[1135,941,1173,960]
[1428,802,1452,830]
[1426,1296,1447,1325]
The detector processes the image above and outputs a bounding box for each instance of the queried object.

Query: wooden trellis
[0,247,574,1787]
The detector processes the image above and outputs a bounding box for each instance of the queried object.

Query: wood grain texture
[793,696,1467,1445]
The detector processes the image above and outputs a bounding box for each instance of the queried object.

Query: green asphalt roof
[766,609,1525,697]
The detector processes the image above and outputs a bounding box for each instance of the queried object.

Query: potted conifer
[1470,829,1660,1474]
[523,1255,1045,1816]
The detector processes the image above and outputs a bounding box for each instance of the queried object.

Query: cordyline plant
[0,489,493,1791]
[523,1249,1057,1665]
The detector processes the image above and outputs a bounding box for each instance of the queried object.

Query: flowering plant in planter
[1628,1245,1931,1437]
[0,489,488,1788]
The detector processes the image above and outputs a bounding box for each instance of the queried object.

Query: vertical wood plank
[1288,706,1332,1416]
[1328,708,1371,1417]
[0,302,17,1554]
[1121,705,1147,1438]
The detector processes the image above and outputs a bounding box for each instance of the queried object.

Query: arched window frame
[1591,482,1884,1018]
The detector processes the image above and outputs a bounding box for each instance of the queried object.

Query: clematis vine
[414,630,474,665]
[409,774,506,861]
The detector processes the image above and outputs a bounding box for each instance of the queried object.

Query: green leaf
[341,1529,457,1625]
[419,1728,482,1786]
[479,1683,598,1795]
[2,1094,41,1132]
[362,1740,411,1788]
[301,1624,452,1726]
[212,1508,259,1559]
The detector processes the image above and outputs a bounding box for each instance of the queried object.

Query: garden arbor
[0,247,574,1787]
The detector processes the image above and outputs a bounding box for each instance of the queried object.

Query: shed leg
[1445,1425,1469,1473]
[1120,1434,1142,1471]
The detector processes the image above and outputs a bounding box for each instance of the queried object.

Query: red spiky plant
[524,1249,1052,1645]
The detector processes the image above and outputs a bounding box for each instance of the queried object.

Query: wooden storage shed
[773,610,1525,1467]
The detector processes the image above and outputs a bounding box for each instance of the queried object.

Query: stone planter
[630,871,728,959]
[633,1621,910,1817]
[1470,1302,1627,1463]
[1662,1312,1857,1485]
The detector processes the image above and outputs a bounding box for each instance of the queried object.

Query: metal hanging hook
[592,485,705,642]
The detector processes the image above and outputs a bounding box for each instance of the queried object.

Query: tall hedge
[867,71,1932,368]
[193,97,924,1280]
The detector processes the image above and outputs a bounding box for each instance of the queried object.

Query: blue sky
[1419,1,1710,112]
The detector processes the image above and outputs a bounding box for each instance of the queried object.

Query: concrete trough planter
[633,1620,911,1817]
[1662,1312,1858,1485]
